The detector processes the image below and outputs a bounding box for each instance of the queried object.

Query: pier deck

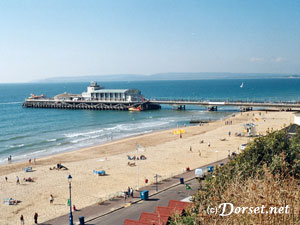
[23,98,300,111]
[23,99,161,111]
[148,99,300,111]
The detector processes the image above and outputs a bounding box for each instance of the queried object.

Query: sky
[0,0,300,83]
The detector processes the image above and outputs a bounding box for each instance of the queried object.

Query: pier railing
[148,97,300,104]
[147,98,300,109]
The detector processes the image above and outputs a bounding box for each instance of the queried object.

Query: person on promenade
[73,205,78,211]
[127,187,130,197]
[50,194,54,204]
[130,187,134,198]
[20,215,24,225]
[34,212,38,224]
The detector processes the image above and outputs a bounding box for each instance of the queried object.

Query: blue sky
[0,0,300,82]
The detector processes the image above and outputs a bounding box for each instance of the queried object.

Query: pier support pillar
[207,106,217,111]
[173,105,186,110]
[240,107,253,112]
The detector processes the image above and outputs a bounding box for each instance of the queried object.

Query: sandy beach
[0,111,294,225]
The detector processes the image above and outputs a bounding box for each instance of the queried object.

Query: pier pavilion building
[82,81,144,102]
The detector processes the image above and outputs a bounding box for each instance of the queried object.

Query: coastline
[0,110,294,225]
[0,111,233,175]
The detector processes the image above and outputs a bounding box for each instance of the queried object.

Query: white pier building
[82,81,144,102]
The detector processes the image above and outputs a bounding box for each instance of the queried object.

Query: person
[127,187,130,197]
[50,194,54,204]
[16,176,20,184]
[20,215,24,225]
[130,187,134,198]
[208,142,210,147]
[73,205,77,211]
[228,131,231,137]
[189,146,192,152]
[29,159,31,164]
[5,176,7,182]
[34,212,38,224]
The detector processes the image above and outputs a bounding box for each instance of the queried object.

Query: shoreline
[0,110,235,173]
[0,110,294,225]
[0,109,235,166]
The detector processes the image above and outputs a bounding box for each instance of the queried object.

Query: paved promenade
[45,158,228,225]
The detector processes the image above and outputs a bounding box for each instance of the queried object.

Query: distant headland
[33,72,299,83]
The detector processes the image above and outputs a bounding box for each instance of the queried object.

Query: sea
[0,79,300,164]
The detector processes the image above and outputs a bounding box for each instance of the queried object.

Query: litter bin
[79,216,85,225]
[140,190,149,200]
[179,177,184,184]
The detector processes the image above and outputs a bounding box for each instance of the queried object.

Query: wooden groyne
[22,99,161,111]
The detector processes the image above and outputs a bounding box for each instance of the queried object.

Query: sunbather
[127,162,136,167]
[140,155,147,160]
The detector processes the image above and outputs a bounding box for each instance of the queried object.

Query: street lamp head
[68,174,72,183]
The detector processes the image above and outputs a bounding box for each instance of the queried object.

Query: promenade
[46,158,228,225]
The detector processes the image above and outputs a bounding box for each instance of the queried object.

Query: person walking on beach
[50,194,54,204]
[34,212,38,224]
[16,176,20,184]
[20,215,24,225]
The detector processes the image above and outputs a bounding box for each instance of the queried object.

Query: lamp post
[154,174,161,192]
[136,143,139,190]
[68,174,73,225]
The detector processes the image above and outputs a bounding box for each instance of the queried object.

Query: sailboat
[240,82,244,88]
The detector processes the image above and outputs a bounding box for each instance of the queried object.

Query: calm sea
[0,79,299,164]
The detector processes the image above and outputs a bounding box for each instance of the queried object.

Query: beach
[0,111,294,225]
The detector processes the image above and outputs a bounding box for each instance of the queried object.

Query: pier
[23,98,300,112]
[148,98,300,111]
[22,82,300,112]
[23,99,160,111]
[22,82,161,111]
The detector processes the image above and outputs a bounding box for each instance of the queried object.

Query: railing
[148,97,300,105]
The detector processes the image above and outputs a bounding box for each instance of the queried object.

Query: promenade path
[45,158,228,225]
